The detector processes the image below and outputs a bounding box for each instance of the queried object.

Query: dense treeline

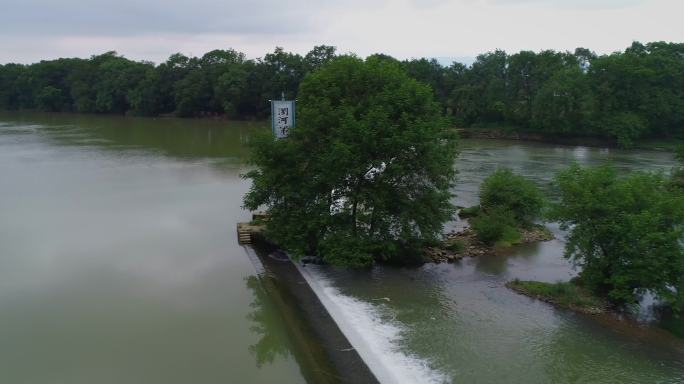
[0,46,335,119]
[1,42,682,146]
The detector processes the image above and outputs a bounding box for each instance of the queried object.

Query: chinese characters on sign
[271,100,296,139]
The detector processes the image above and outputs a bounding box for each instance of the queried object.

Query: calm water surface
[0,112,308,383]
[1,112,683,383]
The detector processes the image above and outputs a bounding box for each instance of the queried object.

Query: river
[1,112,682,383]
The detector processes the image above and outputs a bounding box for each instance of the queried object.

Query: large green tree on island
[550,164,684,309]
[243,55,458,267]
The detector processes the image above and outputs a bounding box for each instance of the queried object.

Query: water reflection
[0,111,268,166]
[0,113,306,384]
[245,275,293,368]
[244,244,365,384]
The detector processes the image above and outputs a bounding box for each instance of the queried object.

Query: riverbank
[424,224,553,263]
[506,279,607,315]
[459,127,683,152]
[4,110,681,152]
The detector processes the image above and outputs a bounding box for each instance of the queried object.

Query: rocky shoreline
[424,223,554,263]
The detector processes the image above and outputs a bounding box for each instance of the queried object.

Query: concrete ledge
[245,240,379,384]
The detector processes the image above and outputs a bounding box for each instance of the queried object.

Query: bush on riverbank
[670,145,684,190]
[457,205,480,218]
[480,167,546,227]
[550,164,684,310]
[468,168,546,245]
[470,208,519,246]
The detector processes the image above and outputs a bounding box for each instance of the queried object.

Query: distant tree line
[1,42,682,146]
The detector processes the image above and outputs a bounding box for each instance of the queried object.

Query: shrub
[671,145,684,189]
[458,205,481,218]
[318,231,374,267]
[480,167,546,226]
[498,225,522,247]
[445,239,466,253]
[471,208,516,245]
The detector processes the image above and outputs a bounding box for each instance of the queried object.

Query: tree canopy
[470,167,546,245]
[1,41,683,146]
[242,55,458,267]
[550,164,684,308]
[479,167,546,226]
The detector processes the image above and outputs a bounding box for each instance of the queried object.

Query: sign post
[271,99,296,139]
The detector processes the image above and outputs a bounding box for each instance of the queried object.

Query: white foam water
[295,263,450,384]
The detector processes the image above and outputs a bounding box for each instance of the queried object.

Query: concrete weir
[244,239,379,384]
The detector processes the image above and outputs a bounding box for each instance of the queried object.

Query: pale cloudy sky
[0,0,681,64]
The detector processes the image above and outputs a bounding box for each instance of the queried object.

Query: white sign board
[271,100,296,139]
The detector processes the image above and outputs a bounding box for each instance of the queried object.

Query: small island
[425,167,553,263]
[506,162,684,317]
[239,53,684,324]
[425,222,553,263]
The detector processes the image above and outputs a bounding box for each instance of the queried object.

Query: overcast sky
[1,0,682,64]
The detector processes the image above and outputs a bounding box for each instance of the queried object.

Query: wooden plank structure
[237,213,267,244]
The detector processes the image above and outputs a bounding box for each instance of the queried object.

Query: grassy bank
[506,279,607,314]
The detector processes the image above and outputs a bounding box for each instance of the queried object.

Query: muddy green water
[312,141,684,383]
[1,112,683,384]
[0,112,308,383]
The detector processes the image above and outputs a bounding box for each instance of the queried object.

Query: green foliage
[498,225,523,247]
[550,164,684,308]
[668,145,684,190]
[480,167,546,226]
[531,67,594,133]
[304,45,337,72]
[243,55,458,266]
[317,231,375,267]
[508,279,606,311]
[471,208,516,245]
[468,168,542,245]
[0,46,335,118]
[599,112,648,148]
[445,239,466,253]
[35,86,65,111]
[1,42,682,146]
[458,205,481,218]
[676,145,684,164]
